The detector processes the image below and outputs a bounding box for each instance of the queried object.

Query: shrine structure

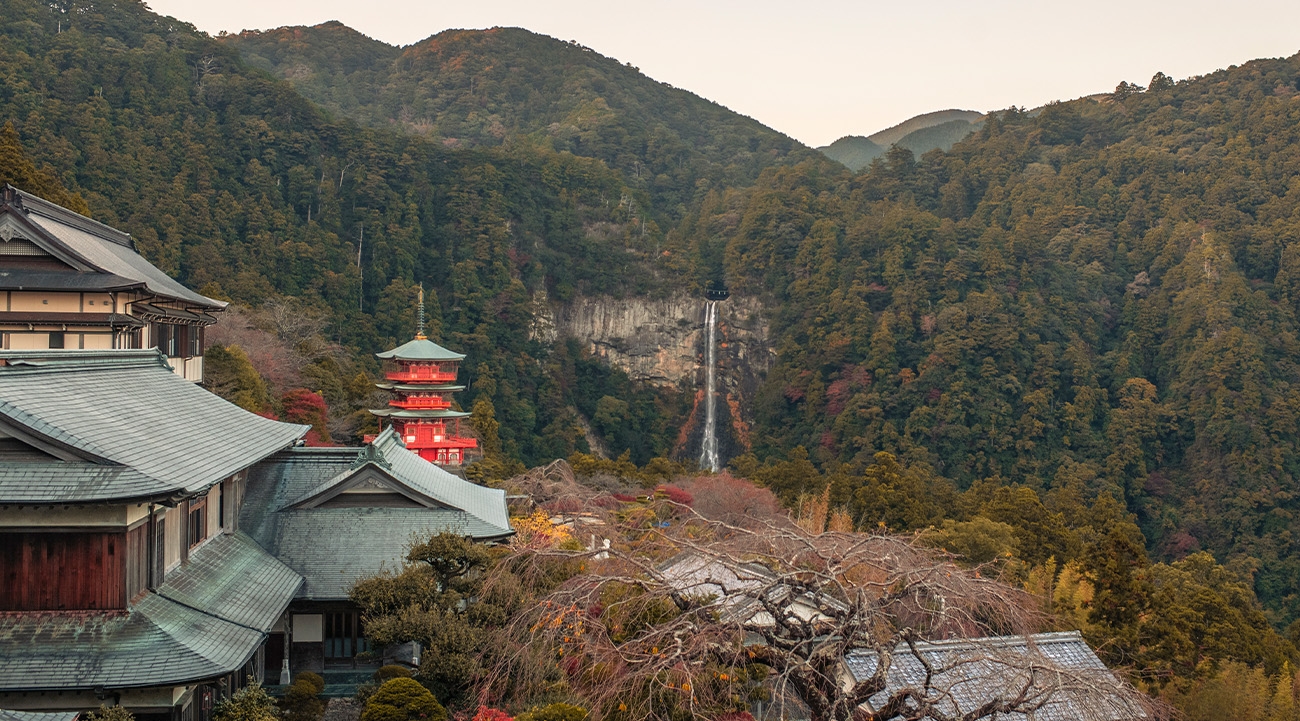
[369,290,478,466]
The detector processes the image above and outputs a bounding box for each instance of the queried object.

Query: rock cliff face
[533,293,774,463]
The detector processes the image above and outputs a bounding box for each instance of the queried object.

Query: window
[153,323,175,356]
[188,498,207,548]
[188,325,204,357]
[217,483,225,531]
[48,332,64,349]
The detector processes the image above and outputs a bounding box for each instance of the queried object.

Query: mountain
[0,0,705,465]
[866,108,983,147]
[819,109,983,170]
[816,135,884,172]
[222,23,809,221]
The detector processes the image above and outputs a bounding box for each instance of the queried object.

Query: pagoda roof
[0,532,301,692]
[370,408,471,419]
[0,187,225,311]
[374,382,466,393]
[375,337,465,361]
[240,430,513,600]
[0,350,308,504]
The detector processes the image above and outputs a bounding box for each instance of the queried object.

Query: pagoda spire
[416,285,427,340]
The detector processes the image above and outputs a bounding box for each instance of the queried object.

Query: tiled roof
[0,711,79,721]
[0,533,299,691]
[375,337,465,361]
[242,432,512,600]
[843,631,1146,721]
[13,189,224,310]
[154,532,302,633]
[0,463,166,503]
[0,351,308,503]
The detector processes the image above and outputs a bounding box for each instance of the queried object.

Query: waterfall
[699,300,720,473]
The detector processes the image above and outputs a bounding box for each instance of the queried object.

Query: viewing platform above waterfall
[704,287,730,301]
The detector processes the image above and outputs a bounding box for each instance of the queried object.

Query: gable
[0,209,92,271]
[287,464,449,510]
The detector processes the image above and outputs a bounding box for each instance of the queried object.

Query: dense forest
[13,1,1300,712]
[0,0,737,463]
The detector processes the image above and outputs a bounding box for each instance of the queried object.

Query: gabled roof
[844,631,1146,721]
[0,350,308,503]
[0,532,301,692]
[0,187,224,310]
[375,337,465,361]
[657,553,847,626]
[241,430,513,600]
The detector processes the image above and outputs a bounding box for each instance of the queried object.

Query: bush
[296,672,326,695]
[213,683,280,721]
[360,678,446,721]
[86,707,135,721]
[513,704,587,721]
[374,665,413,683]
[280,677,325,721]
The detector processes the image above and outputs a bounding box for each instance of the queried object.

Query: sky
[148,0,1300,148]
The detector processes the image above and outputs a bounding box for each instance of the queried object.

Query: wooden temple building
[0,186,224,382]
[369,291,478,466]
[0,191,513,720]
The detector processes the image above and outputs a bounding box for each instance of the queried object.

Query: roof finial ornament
[415,284,427,340]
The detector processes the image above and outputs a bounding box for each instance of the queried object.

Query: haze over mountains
[818,109,986,171]
[11,3,1300,706]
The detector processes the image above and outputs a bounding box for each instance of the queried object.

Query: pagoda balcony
[385,369,457,383]
[389,397,453,410]
[409,436,478,449]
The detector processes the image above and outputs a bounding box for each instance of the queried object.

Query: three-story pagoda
[370,291,478,466]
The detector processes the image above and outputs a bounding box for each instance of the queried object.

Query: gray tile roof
[0,533,299,691]
[844,631,1146,721]
[0,268,143,293]
[0,710,79,721]
[0,351,308,503]
[242,432,512,600]
[155,532,302,633]
[375,337,465,361]
[14,189,224,310]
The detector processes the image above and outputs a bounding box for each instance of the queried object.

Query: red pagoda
[370,290,478,466]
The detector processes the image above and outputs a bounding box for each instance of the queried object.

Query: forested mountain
[222,23,808,223]
[820,109,984,171]
[0,0,701,464]
[691,61,1300,630]
[14,0,1300,702]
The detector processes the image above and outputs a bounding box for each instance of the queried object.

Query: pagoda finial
[415,284,427,340]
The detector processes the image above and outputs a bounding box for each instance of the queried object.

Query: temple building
[0,350,310,721]
[369,291,478,466]
[0,186,223,382]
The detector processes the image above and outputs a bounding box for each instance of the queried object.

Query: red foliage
[676,473,783,523]
[471,707,512,721]
[655,485,694,506]
[281,388,332,446]
[926,387,942,402]
[783,385,806,403]
[611,493,638,503]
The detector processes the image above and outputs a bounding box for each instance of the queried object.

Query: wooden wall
[0,531,133,611]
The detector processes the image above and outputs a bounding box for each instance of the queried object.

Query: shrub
[280,677,325,721]
[374,665,413,683]
[513,704,586,721]
[296,672,326,695]
[213,683,280,721]
[360,678,447,721]
[471,707,512,721]
[86,706,135,721]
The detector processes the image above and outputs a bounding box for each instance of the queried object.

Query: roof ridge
[11,186,134,248]
[0,349,172,373]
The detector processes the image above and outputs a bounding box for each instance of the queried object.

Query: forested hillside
[0,0,700,463]
[222,23,808,224]
[688,61,1300,629]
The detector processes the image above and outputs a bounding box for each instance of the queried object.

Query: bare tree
[484,507,1156,721]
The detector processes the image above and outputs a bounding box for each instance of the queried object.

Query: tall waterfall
[699,300,720,473]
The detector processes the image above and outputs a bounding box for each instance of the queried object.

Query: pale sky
[148,0,1300,147]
